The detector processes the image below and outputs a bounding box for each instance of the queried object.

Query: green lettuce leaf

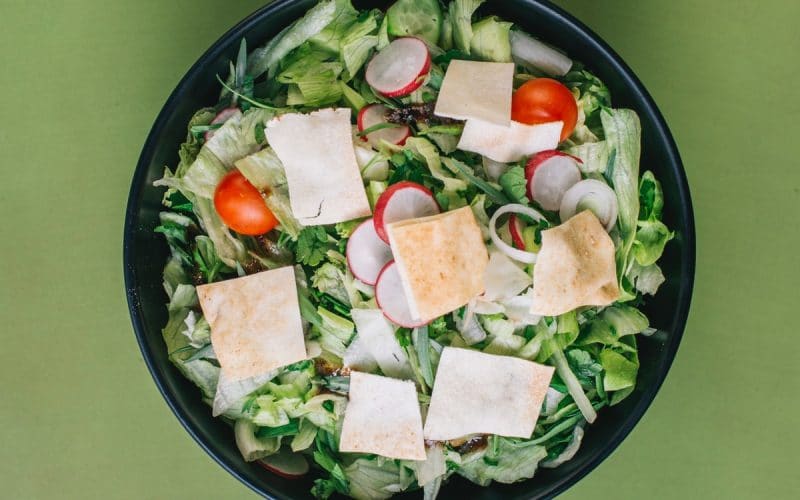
[308,0,359,54]
[631,171,673,266]
[601,108,641,284]
[248,0,345,78]
[627,260,666,296]
[449,0,486,54]
[498,165,528,204]
[278,48,343,107]
[458,436,547,486]
[599,348,639,392]
[470,16,512,62]
[341,10,381,78]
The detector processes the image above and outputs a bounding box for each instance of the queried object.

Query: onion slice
[559,179,618,231]
[489,204,546,264]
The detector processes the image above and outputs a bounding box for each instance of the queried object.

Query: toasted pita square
[197,266,307,382]
[387,206,488,322]
[423,347,555,440]
[339,372,426,460]
[434,60,514,126]
[531,210,620,316]
[265,108,371,225]
[457,118,562,163]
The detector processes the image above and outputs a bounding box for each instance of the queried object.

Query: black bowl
[124,0,695,498]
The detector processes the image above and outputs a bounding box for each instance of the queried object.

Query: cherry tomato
[213,170,278,235]
[511,78,578,142]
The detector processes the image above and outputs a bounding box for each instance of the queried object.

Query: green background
[1,0,797,498]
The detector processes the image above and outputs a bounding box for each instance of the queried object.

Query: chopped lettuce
[458,436,547,486]
[449,0,486,54]
[234,419,282,461]
[627,260,666,296]
[470,17,512,62]
[248,0,344,78]
[498,166,528,204]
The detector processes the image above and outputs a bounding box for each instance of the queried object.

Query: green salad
[153,0,674,498]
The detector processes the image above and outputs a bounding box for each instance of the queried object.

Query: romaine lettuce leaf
[470,17,512,62]
[627,260,666,296]
[601,108,641,283]
[458,436,547,486]
[248,0,344,78]
[449,0,486,54]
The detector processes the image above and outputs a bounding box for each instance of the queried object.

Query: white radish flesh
[365,37,431,97]
[489,204,546,264]
[559,179,619,231]
[346,219,394,285]
[373,181,440,243]
[357,104,411,146]
[375,261,428,328]
[527,153,582,211]
[510,30,573,77]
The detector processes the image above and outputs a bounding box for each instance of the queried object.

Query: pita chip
[531,210,620,316]
[265,108,371,225]
[197,266,307,382]
[423,347,555,440]
[339,372,426,460]
[434,60,514,126]
[387,206,489,322]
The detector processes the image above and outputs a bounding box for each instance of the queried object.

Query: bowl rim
[124,0,695,498]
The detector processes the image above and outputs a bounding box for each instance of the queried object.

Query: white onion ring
[489,204,546,264]
[559,179,618,231]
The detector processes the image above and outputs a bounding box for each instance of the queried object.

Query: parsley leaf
[295,226,329,266]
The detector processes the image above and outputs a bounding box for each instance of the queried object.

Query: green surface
[0,0,797,498]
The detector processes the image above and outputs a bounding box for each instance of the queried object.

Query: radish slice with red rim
[373,181,440,243]
[357,104,411,146]
[525,150,582,211]
[489,204,546,264]
[258,451,309,479]
[346,219,393,285]
[375,261,428,328]
[204,107,239,141]
[365,37,431,98]
[559,179,618,231]
[508,214,526,249]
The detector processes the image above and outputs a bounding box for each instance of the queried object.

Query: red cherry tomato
[213,171,278,235]
[511,78,578,142]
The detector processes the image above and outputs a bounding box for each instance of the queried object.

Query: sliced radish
[365,37,431,98]
[525,150,583,211]
[373,181,440,243]
[489,204,546,264]
[357,104,411,146]
[346,219,394,285]
[204,107,240,141]
[559,179,619,231]
[257,451,309,479]
[375,261,428,328]
[508,214,526,249]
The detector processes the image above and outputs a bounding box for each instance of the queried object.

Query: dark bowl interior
[124,0,695,498]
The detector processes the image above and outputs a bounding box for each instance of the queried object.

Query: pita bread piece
[265,108,371,225]
[387,206,489,322]
[531,210,620,316]
[197,266,307,382]
[423,347,555,440]
[339,372,426,460]
[434,60,515,126]
[457,118,562,163]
